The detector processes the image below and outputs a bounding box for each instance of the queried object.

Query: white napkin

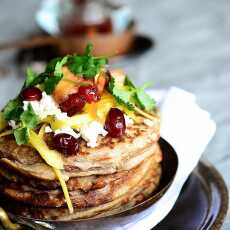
[44,87,216,230]
[123,87,216,230]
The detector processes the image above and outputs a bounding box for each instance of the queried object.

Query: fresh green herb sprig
[108,76,156,112]
[67,44,108,78]
[3,99,23,121]
[135,83,156,112]
[43,56,69,94]
[108,77,135,110]
[23,56,68,95]
[24,44,108,95]
[2,99,39,145]
[14,104,39,145]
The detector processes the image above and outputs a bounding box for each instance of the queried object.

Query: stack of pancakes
[0,121,161,220]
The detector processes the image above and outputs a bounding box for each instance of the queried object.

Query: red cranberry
[53,133,79,155]
[60,93,86,116]
[21,87,42,101]
[78,85,100,103]
[105,108,126,138]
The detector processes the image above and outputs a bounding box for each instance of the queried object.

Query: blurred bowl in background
[57,21,135,56]
[36,0,135,56]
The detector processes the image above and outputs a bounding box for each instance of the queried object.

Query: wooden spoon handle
[0,36,60,51]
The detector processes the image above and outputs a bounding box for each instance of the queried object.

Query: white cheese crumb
[45,126,53,133]
[23,92,66,120]
[55,112,68,121]
[143,118,155,127]
[124,115,134,127]
[80,121,108,148]
[55,127,80,139]
[8,120,19,129]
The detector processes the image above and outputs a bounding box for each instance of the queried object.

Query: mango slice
[53,168,74,214]
[29,130,64,169]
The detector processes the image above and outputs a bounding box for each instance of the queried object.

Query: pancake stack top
[0,45,161,220]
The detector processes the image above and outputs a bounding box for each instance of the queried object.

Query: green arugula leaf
[108,77,134,110]
[30,72,49,87]
[20,104,39,129]
[43,75,62,95]
[108,76,156,112]
[24,68,38,88]
[135,88,156,112]
[54,56,68,77]
[14,127,29,145]
[44,56,68,95]
[45,57,62,73]
[12,104,39,145]
[3,99,23,121]
[124,76,136,89]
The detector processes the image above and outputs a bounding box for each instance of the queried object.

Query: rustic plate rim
[198,160,229,230]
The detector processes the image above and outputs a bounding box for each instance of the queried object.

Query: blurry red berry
[53,133,79,155]
[105,108,126,138]
[21,87,42,101]
[78,85,100,103]
[60,93,86,116]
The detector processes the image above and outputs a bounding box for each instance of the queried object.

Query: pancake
[2,153,161,220]
[0,122,160,180]
[0,147,161,208]
[0,144,162,190]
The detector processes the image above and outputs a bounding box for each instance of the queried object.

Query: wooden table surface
[0,0,229,229]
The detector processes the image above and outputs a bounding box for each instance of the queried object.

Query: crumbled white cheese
[23,92,67,120]
[45,126,53,133]
[46,122,106,147]
[55,127,80,139]
[143,118,155,127]
[80,121,108,148]
[124,115,134,127]
[55,112,68,121]
[8,120,19,129]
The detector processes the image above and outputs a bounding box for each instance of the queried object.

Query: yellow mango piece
[83,92,116,123]
[83,103,98,120]
[69,113,93,129]
[38,124,46,138]
[50,118,68,130]
[43,116,70,131]
[53,168,74,214]
[0,112,7,132]
[29,130,64,169]
[0,207,21,230]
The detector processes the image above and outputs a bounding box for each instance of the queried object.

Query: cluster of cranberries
[60,85,100,116]
[20,85,126,155]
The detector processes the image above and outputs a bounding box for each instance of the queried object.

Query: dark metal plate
[154,161,229,230]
